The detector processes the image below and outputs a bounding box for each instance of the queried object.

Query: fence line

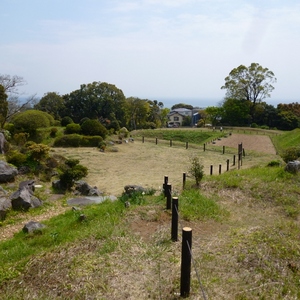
[164,181,208,299]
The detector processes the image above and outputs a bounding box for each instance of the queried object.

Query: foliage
[0,85,8,128]
[5,150,27,167]
[221,63,276,122]
[49,127,58,138]
[34,92,65,120]
[126,97,150,130]
[171,103,193,110]
[272,129,300,156]
[63,82,127,125]
[11,110,54,135]
[61,116,73,127]
[188,155,204,186]
[13,133,30,146]
[26,143,50,161]
[58,159,88,190]
[281,147,300,162]
[181,115,191,126]
[65,123,81,134]
[53,134,103,147]
[81,119,107,138]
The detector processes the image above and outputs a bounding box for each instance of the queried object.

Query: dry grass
[3,134,297,299]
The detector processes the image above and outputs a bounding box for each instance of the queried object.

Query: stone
[0,160,18,183]
[74,180,103,196]
[124,185,146,195]
[22,221,46,233]
[285,160,300,173]
[19,180,35,195]
[10,188,42,211]
[0,196,11,221]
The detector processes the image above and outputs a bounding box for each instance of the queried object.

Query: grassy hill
[0,128,300,299]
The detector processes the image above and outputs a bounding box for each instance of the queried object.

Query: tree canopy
[221,63,276,121]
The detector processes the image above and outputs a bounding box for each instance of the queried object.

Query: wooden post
[142,136,144,143]
[210,165,213,175]
[223,146,225,154]
[233,155,236,166]
[203,143,206,152]
[180,227,192,298]
[219,164,222,174]
[170,139,172,147]
[163,175,168,197]
[156,137,158,145]
[171,197,179,242]
[182,172,186,189]
[227,159,229,171]
[186,142,188,149]
[166,183,172,209]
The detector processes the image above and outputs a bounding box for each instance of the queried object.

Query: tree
[171,103,193,110]
[0,74,37,124]
[0,85,8,128]
[126,97,150,130]
[63,82,127,126]
[205,106,223,126]
[34,92,65,120]
[221,63,276,121]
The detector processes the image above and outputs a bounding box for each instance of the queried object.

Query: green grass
[131,129,225,144]
[272,128,300,154]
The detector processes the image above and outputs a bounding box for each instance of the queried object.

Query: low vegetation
[0,128,299,299]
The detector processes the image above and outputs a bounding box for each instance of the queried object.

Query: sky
[1,0,300,108]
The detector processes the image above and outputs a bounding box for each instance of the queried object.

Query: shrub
[282,147,300,163]
[65,123,81,134]
[81,136,103,147]
[189,156,204,186]
[58,159,88,190]
[5,150,27,167]
[61,116,74,127]
[119,127,129,139]
[50,127,58,138]
[11,110,52,135]
[3,123,14,134]
[81,119,108,138]
[13,133,30,146]
[53,134,82,147]
[26,143,50,161]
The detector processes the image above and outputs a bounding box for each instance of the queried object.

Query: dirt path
[213,133,277,154]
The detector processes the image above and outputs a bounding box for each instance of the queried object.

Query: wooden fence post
[227,159,229,171]
[180,227,192,298]
[170,139,172,147]
[156,137,158,145]
[166,183,172,209]
[233,155,236,166]
[142,136,144,143]
[203,143,206,152]
[186,142,188,149]
[219,164,222,174]
[223,146,225,154]
[163,175,168,197]
[210,165,213,175]
[183,172,186,189]
[171,197,179,242]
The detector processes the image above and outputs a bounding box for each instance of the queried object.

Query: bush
[5,150,27,167]
[58,159,88,190]
[65,123,81,134]
[11,110,52,135]
[81,119,108,138]
[53,134,82,147]
[50,127,58,138]
[53,134,103,147]
[282,147,300,163]
[119,127,129,139]
[189,156,204,186]
[61,116,74,127]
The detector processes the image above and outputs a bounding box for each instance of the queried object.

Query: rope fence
[163,179,208,299]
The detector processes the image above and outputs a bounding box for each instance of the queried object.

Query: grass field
[0,128,299,299]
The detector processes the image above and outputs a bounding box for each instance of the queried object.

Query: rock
[0,197,11,220]
[19,180,35,195]
[22,221,46,233]
[52,180,63,190]
[10,188,43,211]
[74,180,103,196]
[0,160,18,183]
[285,160,300,173]
[124,185,146,195]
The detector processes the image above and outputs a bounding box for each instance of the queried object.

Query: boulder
[19,180,35,195]
[74,180,103,196]
[285,160,300,173]
[10,188,42,211]
[124,185,146,195]
[0,160,18,183]
[22,221,46,233]
[0,196,11,220]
